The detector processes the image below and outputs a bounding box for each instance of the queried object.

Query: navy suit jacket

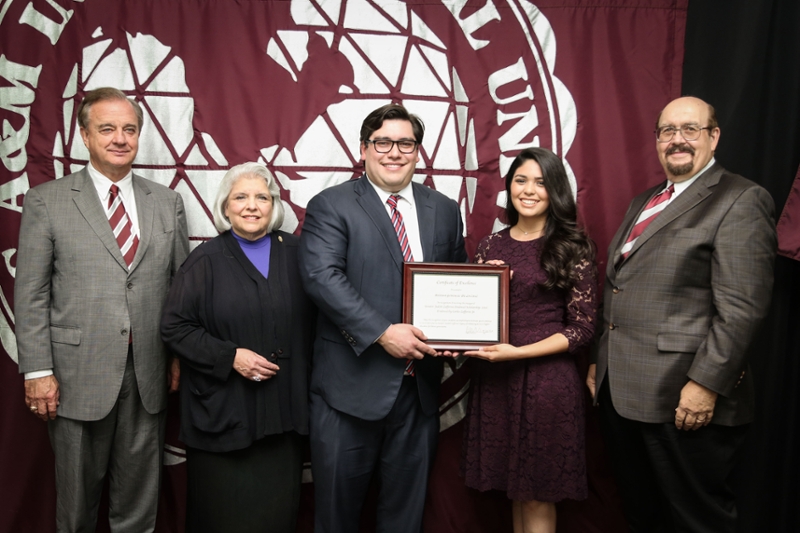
[300,175,467,420]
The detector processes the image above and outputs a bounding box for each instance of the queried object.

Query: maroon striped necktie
[619,184,674,259]
[108,185,139,268]
[386,194,416,376]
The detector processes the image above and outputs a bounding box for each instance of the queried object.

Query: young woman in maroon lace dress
[462,148,598,533]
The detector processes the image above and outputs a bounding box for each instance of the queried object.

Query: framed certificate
[402,262,510,350]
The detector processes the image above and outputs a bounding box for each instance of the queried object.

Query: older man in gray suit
[15,87,189,532]
[587,96,776,533]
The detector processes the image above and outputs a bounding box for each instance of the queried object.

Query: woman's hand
[479,259,513,279]
[463,344,522,362]
[233,348,279,382]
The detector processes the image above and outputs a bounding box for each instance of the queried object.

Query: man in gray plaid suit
[15,87,189,532]
[587,96,776,533]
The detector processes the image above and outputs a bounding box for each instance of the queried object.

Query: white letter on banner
[488,57,533,105]
[0,173,30,213]
[442,0,501,51]
[0,55,42,173]
[18,0,75,45]
[496,107,539,152]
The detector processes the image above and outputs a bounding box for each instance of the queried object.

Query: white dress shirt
[367,177,424,262]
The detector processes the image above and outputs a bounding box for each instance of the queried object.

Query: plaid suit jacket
[594,163,776,425]
[15,168,189,420]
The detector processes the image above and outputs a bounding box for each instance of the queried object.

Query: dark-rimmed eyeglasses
[655,125,712,143]
[365,139,418,154]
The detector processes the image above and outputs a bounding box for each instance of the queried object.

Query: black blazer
[161,230,314,452]
[299,176,468,421]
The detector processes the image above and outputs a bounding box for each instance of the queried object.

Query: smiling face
[224,174,274,241]
[360,119,420,193]
[509,159,549,224]
[656,97,720,182]
[80,99,140,182]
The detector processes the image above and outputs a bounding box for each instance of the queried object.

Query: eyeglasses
[365,139,418,154]
[655,125,712,143]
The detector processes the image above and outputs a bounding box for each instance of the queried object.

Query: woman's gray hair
[212,162,285,234]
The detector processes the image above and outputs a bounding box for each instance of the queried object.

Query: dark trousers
[599,380,748,533]
[310,376,439,533]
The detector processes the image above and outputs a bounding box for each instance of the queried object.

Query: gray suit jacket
[594,163,776,426]
[15,168,189,420]
[299,176,468,421]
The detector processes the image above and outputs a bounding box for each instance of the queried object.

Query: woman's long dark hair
[504,148,596,291]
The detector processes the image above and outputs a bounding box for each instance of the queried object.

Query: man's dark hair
[360,103,425,144]
[77,87,143,131]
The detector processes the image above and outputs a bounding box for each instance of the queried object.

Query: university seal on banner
[0,0,577,439]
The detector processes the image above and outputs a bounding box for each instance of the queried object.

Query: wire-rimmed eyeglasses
[655,125,712,143]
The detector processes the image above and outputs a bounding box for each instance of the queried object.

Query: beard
[665,143,695,177]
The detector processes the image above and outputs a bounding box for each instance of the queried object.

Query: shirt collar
[87,163,134,203]
[365,174,416,207]
[668,157,715,195]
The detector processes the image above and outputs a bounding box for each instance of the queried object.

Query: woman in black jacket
[161,162,314,533]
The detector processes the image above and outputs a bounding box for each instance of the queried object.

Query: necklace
[517,226,544,236]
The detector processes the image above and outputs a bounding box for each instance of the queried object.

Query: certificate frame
[402,262,510,350]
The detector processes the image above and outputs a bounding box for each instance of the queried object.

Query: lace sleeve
[563,258,599,352]
[473,232,502,263]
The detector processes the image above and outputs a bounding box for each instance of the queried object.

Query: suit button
[269,352,277,362]
[612,286,621,294]
[121,329,128,336]
[277,348,284,355]
[608,323,616,330]
[127,282,133,290]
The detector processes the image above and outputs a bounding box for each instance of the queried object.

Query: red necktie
[108,185,139,268]
[620,184,674,259]
[386,195,416,376]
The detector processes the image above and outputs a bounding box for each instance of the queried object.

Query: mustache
[666,143,695,156]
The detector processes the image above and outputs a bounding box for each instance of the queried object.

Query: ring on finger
[253,375,261,382]
[30,405,38,412]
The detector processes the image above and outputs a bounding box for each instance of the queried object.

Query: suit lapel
[619,164,722,266]
[413,182,435,261]
[71,168,129,271]
[129,175,152,272]
[606,187,655,279]
[354,175,406,271]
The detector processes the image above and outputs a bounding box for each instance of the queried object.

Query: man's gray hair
[77,87,144,131]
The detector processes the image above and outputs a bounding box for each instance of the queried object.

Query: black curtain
[683,1,800,531]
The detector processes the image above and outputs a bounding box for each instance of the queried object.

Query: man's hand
[675,380,717,430]
[586,363,597,399]
[233,348,279,382]
[25,375,60,421]
[168,358,181,393]
[377,324,436,360]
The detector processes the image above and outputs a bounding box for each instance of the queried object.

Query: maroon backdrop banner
[776,163,800,261]
[0,1,686,531]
